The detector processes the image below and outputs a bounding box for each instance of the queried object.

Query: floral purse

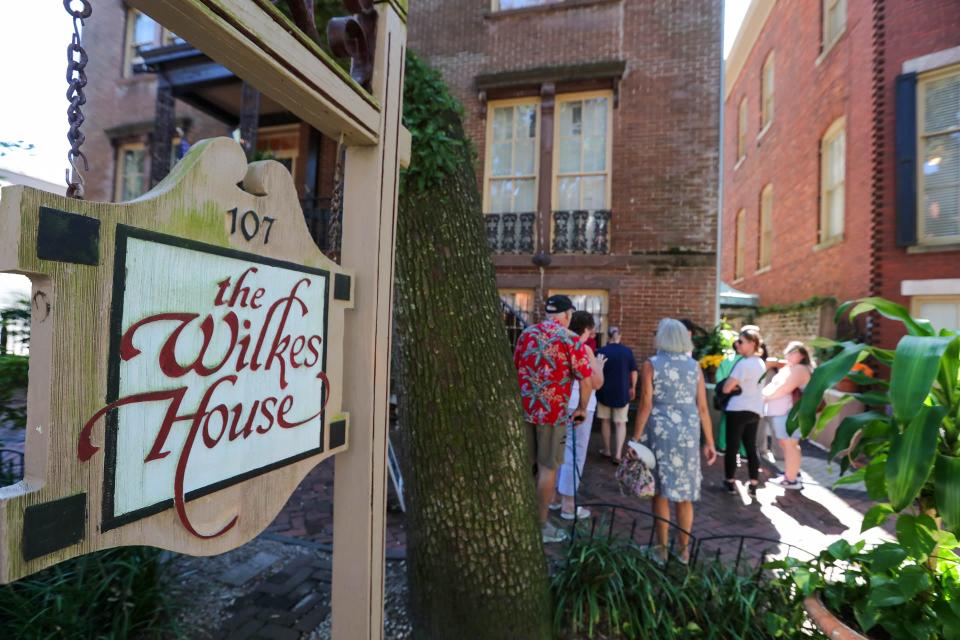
[616,456,656,499]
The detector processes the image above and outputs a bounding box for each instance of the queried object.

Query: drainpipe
[715,9,726,326]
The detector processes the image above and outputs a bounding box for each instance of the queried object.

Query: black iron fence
[485,212,536,254]
[501,299,531,350]
[552,209,610,254]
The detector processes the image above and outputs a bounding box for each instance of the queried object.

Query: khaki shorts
[597,403,629,422]
[526,421,567,470]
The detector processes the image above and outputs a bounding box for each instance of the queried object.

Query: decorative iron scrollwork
[572,210,589,252]
[328,0,377,89]
[593,210,610,254]
[519,213,536,253]
[485,215,499,252]
[501,213,517,252]
[552,211,570,253]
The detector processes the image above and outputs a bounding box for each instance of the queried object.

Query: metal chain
[65,0,92,199]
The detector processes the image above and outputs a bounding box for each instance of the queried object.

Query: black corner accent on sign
[330,419,347,449]
[22,493,87,561]
[334,273,352,301]
[37,206,101,265]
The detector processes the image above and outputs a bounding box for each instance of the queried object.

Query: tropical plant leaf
[896,513,939,559]
[866,457,888,501]
[898,565,933,600]
[889,335,953,423]
[813,395,855,436]
[830,411,887,460]
[938,336,960,409]
[791,342,868,437]
[870,542,906,572]
[862,504,895,533]
[936,454,960,533]
[886,406,945,510]
[839,297,936,337]
[833,466,866,487]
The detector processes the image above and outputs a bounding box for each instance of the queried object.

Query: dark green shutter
[895,72,918,247]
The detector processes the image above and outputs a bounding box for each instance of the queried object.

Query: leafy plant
[551,536,819,639]
[0,547,180,639]
[692,319,737,362]
[0,355,27,429]
[771,538,960,640]
[789,298,960,535]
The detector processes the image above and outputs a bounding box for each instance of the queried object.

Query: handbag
[616,457,656,499]
[713,356,743,411]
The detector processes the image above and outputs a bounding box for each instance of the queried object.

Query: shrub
[0,547,179,639]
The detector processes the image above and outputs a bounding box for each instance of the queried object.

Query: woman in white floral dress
[631,318,717,563]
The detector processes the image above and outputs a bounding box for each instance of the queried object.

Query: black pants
[725,411,761,481]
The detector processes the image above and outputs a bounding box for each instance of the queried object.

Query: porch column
[150,75,175,186]
[239,82,261,160]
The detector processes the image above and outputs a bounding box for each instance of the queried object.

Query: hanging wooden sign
[0,137,353,582]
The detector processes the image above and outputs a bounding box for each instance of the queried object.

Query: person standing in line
[631,318,717,564]
[514,295,598,543]
[596,326,638,465]
[714,337,741,454]
[762,342,814,489]
[721,328,767,497]
[553,311,606,520]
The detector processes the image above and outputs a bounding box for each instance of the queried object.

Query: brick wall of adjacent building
[754,301,838,356]
[721,0,874,309]
[82,0,229,203]
[409,0,722,355]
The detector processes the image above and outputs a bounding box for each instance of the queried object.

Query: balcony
[485,212,536,254]
[552,210,610,254]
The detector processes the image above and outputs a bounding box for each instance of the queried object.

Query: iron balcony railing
[552,209,610,254]
[485,212,536,255]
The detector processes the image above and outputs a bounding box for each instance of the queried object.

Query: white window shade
[920,71,960,242]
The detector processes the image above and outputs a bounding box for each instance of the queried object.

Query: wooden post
[331,3,406,638]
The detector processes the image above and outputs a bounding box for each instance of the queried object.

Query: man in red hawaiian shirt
[515,295,595,543]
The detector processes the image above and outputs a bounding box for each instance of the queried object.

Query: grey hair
[654,318,694,354]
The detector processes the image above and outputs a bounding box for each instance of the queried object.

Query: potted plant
[778,298,960,638]
[693,320,737,383]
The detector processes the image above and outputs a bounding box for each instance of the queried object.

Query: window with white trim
[912,296,960,332]
[547,289,608,339]
[761,53,774,130]
[758,184,773,270]
[917,66,960,244]
[115,142,147,202]
[124,9,180,77]
[484,100,539,214]
[735,209,746,280]
[737,97,748,162]
[554,92,612,211]
[820,118,846,243]
[822,0,847,52]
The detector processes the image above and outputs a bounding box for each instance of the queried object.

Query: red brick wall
[874,0,960,347]
[409,0,722,355]
[721,0,874,309]
[81,0,229,203]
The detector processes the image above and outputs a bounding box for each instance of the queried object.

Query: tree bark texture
[394,117,552,639]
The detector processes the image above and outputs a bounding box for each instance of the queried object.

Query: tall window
[820,118,846,243]
[822,0,847,51]
[484,100,539,214]
[124,9,180,77]
[737,97,748,162]
[758,184,773,269]
[918,66,960,244]
[115,143,146,201]
[554,92,612,211]
[761,53,775,130]
[734,209,746,280]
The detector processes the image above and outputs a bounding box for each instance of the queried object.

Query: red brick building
[409,0,722,352]
[81,0,722,354]
[723,0,960,347]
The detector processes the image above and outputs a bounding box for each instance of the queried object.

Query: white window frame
[552,90,614,212]
[758,184,773,270]
[734,208,746,281]
[482,98,541,215]
[114,142,147,202]
[819,117,846,245]
[910,295,960,333]
[821,0,847,56]
[916,64,960,246]
[761,52,775,133]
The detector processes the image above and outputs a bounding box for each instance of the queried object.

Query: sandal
[599,448,611,458]
[611,457,622,466]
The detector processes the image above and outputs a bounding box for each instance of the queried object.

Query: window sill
[118,74,155,85]
[757,123,772,143]
[907,242,960,254]
[734,156,746,171]
[732,277,745,285]
[813,236,844,252]
[755,266,772,275]
[486,0,619,19]
[815,30,846,67]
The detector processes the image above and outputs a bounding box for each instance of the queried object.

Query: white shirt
[567,380,597,412]
[725,356,766,416]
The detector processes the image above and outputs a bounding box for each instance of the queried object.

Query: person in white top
[552,311,605,520]
[722,328,767,497]
[762,342,814,490]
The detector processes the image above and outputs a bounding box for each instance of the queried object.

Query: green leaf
[898,564,933,600]
[866,457,888,501]
[862,504,895,533]
[840,297,936,337]
[791,342,868,437]
[867,582,906,607]
[827,538,853,560]
[830,411,887,460]
[814,395,855,435]
[833,466,866,488]
[854,599,880,632]
[886,405,945,510]
[791,566,818,596]
[896,513,939,559]
[938,336,960,410]
[936,454,960,533]
[854,390,891,407]
[870,542,907,572]
[890,335,953,423]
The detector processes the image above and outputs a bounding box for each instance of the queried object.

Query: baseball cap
[544,294,574,313]
[607,326,621,338]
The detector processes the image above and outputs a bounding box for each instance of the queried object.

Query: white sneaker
[541,522,569,544]
[548,502,562,511]
[774,475,803,490]
[560,506,591,521]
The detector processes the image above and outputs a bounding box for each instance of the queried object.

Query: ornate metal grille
[485,212,536,254]
[552,209,611,254]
